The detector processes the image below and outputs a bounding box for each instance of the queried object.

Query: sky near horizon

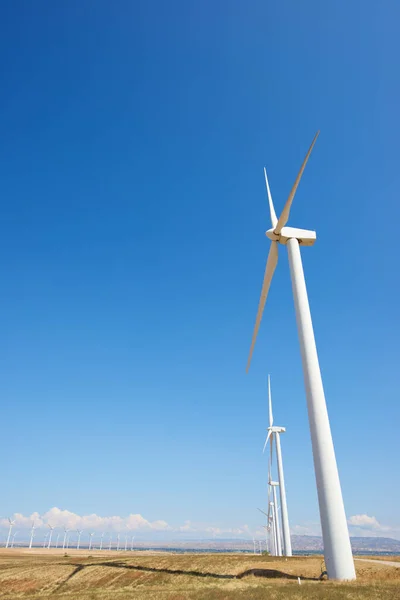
[1,1,399,542]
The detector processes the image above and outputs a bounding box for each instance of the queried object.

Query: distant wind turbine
[116,534,120,551]
[130,536,135,551]
[29,521,36,549]
[55,532,60,549]
[5,518,16,549]
[246,133,355,580]
[11,531,18,548]
[47,525,55,549]
[99,532,105,551]
[108,533,112,551]
[76,530,83,550]
[270,482,282,556]
[62,528,69,550]
[88,532,94,551]
[262,375,292,556]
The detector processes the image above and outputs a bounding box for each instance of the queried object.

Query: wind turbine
[62,528,69,550]
[108,533,112,551]
[55,532,60,549]
[270,482,282,556]
[11,531,18,548]
[29,521,36,549]
[124,535,128,552]
[43,532,49,548]
[263,375,292,556]
[88,532,94,551]
[246,132,355,580]
[116,534,120,551]
[252,537,256,555]
[5,518,16,549]
[130,536,135,551]
[99,532,105,551]
[258,506,278,557]
[47,525,55,549]
[76,530,83,550]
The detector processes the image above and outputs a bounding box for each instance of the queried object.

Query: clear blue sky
[1,1,399,540]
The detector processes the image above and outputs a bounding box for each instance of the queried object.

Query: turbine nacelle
[268,425,286,434]
[266,226,316,246]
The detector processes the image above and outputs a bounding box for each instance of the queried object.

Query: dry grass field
[0,549,399,600]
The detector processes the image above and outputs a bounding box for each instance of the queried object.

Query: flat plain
[0,549,399,599]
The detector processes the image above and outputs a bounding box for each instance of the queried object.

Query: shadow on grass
[57,559,317,589]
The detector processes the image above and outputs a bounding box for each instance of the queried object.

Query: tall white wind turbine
[247,132,355,580]
[263,375,292,556]
[99,532,105,551]
[88,532,94,551]
[29,521,36,549]
[5,518,15,549]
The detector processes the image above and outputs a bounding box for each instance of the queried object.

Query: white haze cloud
[1,509,398,541]
[347,514,400,539]
[0,508,170,533]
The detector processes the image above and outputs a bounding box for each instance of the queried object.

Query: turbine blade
[264,168,277,228]
[274,131,320,234]
[246,241,278,372]
[257,507,269,519]
[262,430,271,454]
[268,374,273,427]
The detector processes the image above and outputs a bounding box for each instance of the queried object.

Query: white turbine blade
[246,241,278,372]
[262,430,271,454]
[264,168,277,228]
[268,374,273,427]
[274,131,320,234]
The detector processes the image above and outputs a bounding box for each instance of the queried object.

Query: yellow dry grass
[0,549,399,599]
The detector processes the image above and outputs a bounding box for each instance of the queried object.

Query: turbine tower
[5,518,16,549]
[47,525,55,549]
[130,536,135,551]
[88,532,94,551]
[99,532,105,551]
[263,375,292,556]
[270,482,282,556]
[29,521,36,549]
[246,132,355,580]
[76,530,83,550]
[62,528,69,550]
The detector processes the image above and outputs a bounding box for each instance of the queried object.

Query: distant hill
[291,535,400,553]
[131,536,400,553]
